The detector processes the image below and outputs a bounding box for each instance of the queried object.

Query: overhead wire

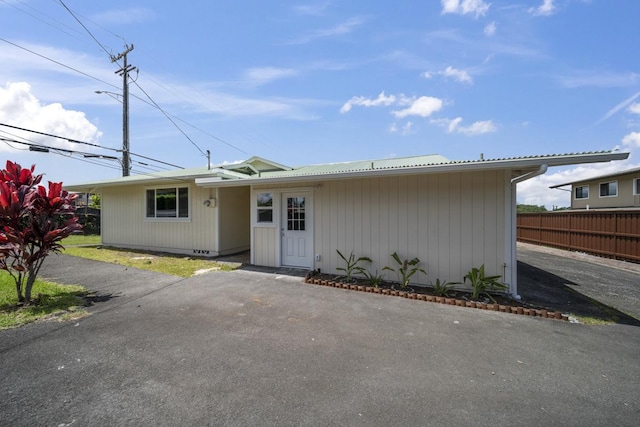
[4,3,253,166]
[58,0,113,59]
[0,123,184,169]
[0,37,120,91]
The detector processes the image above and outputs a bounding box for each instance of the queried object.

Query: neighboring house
[65,151,628,297]
[550,166,640,210]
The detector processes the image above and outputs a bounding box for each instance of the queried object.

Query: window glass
[599,181,618,197]
[634,179,640,195]
[146,190,156,217]
[257,193,273,223]
[156,188,177,217]
[257,192,273,207]
[178,188,189,218]
[286,197,305,231]
[575,186,589,199]
[146,187,189,219]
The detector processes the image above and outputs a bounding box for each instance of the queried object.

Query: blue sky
[0,0,638,208]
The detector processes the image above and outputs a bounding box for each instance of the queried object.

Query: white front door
[281,192,313,268]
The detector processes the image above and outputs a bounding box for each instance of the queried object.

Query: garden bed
[303,272,569,321]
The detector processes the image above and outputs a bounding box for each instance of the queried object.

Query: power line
[58,0,113,59]
[132,81,207,157]
[1,35,251,159]
[0,123,184,169]
[0,37,120,91]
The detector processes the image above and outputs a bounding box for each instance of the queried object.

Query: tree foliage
[517,204,548,213]
[0,161,82,304]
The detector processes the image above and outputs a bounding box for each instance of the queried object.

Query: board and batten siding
[100,184,219,255]
[312,170,507,286]
[253,227,277,266]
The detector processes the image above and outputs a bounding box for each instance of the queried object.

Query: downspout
[507,164,548,298]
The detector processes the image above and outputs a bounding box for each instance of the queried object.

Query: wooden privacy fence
[517,210,640,263]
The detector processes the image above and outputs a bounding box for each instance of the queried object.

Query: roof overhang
[64,151,629,192]
[195,151,630,188]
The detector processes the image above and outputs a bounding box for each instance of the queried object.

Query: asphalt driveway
[1,252,639,426]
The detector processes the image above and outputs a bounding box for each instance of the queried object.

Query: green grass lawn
[61,234,101,246]
[0,272,88,330]
[61,246,239,277]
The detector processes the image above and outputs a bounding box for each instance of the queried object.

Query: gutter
[511,164,548,184]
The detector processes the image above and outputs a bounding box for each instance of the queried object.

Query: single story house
[65,150,628,297]
[550,166,640,210]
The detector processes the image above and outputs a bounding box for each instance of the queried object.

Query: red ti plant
[0,161,82,304]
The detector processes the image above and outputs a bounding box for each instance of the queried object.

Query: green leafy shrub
[382,252,426,289]
[336,250,372,282]
[463,264,506,301]
[430,278,457,297]
[362,269,384,288]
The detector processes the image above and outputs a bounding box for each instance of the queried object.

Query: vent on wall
[203,198,217,208]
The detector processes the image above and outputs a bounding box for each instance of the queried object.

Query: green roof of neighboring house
[64,151,629,192]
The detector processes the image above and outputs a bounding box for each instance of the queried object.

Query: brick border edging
[304,277,569,321]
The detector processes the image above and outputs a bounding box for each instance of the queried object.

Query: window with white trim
[256,192,273,223]
[146,187,189,219]
[599,181,618,198]
[574,185,589,200]
[634,178,640,196]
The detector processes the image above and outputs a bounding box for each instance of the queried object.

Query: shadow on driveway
[517,260,640,326]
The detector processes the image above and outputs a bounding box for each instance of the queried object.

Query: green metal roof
[64,151,629,192]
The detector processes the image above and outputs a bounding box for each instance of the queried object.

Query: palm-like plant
[336,250,372,282]
[463,264,506,301]
[382,252,426,289]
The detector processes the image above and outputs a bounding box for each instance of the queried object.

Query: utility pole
[111,45,136,177]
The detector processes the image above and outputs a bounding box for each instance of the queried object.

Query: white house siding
[217,186,250,255]
[100,184,219,256]
[312,170,507,286]
[253,227,277,266]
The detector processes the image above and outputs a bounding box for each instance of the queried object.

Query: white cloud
[243,67,298,86]
[594,91,640,125]
[288,16,366,44]
[441,0,491,18]
[392,96,444,119]
[441,66,473,84]
[484,21,497,36]
[458,120,496,135]
[629,103,640,115]
[0,82,102,151]
[340,91,397,113]
[422,66,473,84]
[430,117,496,135]
[518,158,638,209]
[622,132,640,148]
[529,0,556,16]
[388,121,414,135]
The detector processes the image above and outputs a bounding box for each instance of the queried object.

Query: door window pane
[287,197,305,231]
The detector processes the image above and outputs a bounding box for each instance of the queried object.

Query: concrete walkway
[0,253,639,426]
